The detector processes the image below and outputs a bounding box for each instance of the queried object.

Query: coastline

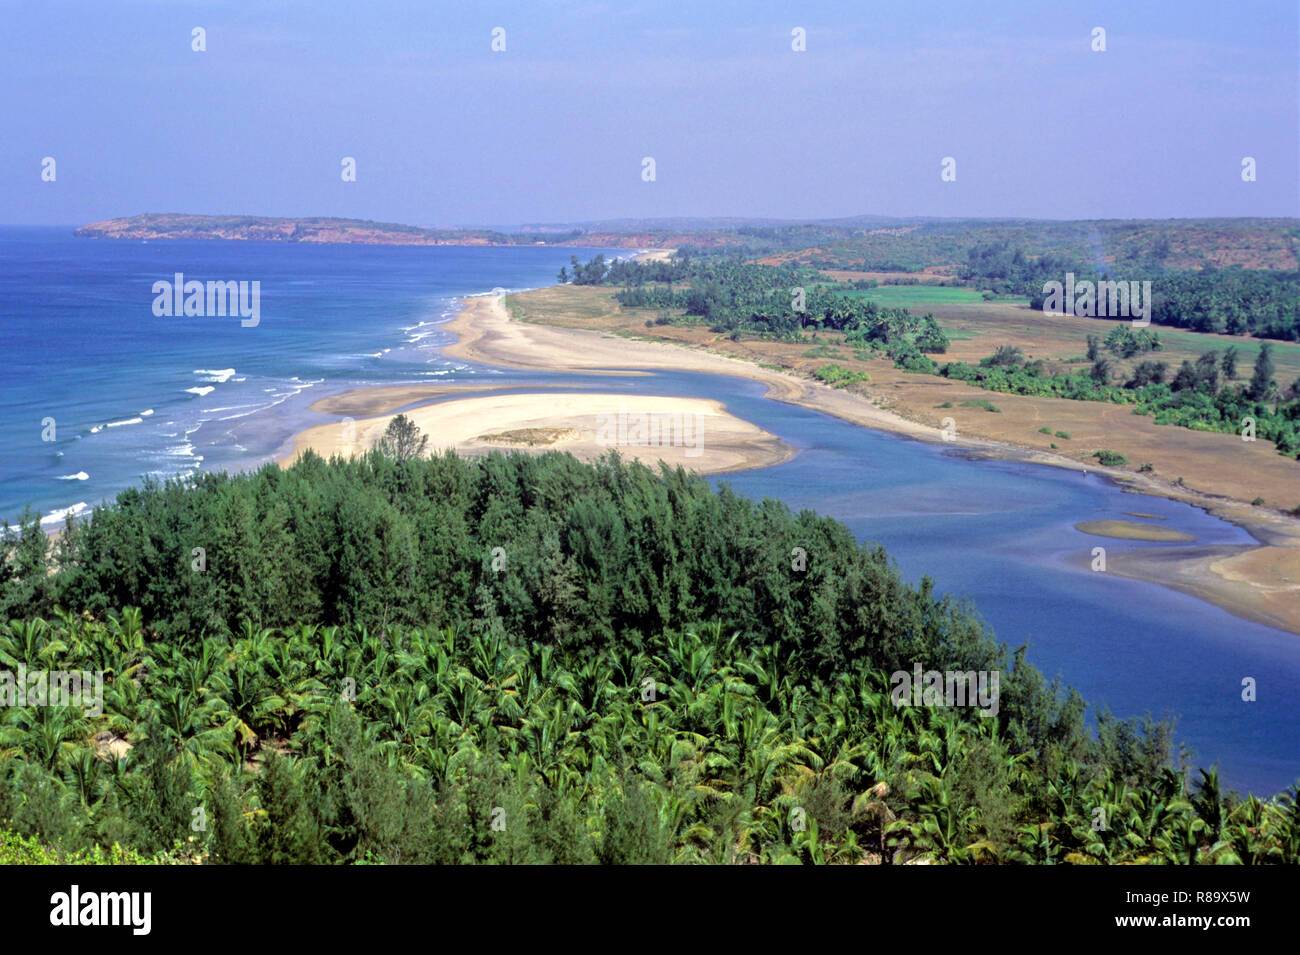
[275,273,1299,635]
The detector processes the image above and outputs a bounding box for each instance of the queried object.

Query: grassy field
[1155,329,1300,370]
[835,285,990,306]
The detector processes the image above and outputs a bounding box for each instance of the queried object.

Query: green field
[1155,330,1300,379]
[835,285,989,306]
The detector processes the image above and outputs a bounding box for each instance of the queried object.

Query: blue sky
[3,0,1297,226]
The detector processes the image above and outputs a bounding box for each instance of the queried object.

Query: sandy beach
[282,288,1300,635]
[279,390,792,475]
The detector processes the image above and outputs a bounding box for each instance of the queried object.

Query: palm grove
[1,415,1298,864]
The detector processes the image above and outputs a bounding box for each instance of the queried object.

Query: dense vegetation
[573,256,950,358]
[933,342,1300,459]
[2,444,1298,864]
[668,218,1299,277]
[1022,268,1300,342]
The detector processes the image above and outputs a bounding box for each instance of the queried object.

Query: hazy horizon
[5,0,1297,227]
[16,212,1300,235]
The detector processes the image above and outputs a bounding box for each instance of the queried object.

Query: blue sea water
[1,226,1297,796]
[0,227,610,525]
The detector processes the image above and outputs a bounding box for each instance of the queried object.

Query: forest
[2,440,1298,864]
[1024,267,1300,342]
[599,257,949,356]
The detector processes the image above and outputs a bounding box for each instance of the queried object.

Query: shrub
[1093,450,1129,467]
[812,364,869,388]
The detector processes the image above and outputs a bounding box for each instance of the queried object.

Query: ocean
[0,227,605,526]
[2,226,1297,795]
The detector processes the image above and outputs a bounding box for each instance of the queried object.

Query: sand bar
[1075,520,1197,543]
[279,391,793,475]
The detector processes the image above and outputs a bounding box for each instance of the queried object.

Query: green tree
[1221,347,1238,380]
[253,752,322,864]
[1246,343,1276,401]
[374,414,429,462]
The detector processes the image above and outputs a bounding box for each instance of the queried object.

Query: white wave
[164,442,199,459]
[89,424,103,434]
[215,406,267,422]
[106,416,143,428]
[41,502,88,526]
[186,386,215,397]
[194,368,236,382]
[139,409,154,417]
[57,471,89,481]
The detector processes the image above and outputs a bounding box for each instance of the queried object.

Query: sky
[2,0,1297,227]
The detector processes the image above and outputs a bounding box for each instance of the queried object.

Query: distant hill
[75,213,1300,273]
[75,213,567,246]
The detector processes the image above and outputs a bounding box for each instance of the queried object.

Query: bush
[812,364,870,388]
[1093,450,1129,467]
